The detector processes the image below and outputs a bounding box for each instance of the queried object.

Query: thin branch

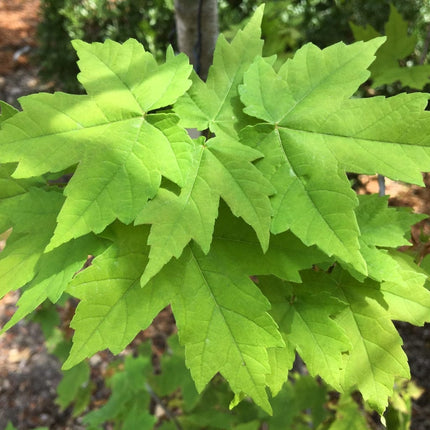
[419,23,430,64]
[145,382,183,430]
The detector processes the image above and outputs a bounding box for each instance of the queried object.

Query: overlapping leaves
[351,5,430,89]
[1,4,430,418]
[239,37,430,274]
[0,39,194,250]
[64,222,286,412]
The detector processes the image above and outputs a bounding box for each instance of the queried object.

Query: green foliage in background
[36,0,428,92]
[351,5,430,90]
[46,332,421,429]
[37,0,175,92]
[222,0,427,65]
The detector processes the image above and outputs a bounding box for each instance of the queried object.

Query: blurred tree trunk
[174,0,218,81]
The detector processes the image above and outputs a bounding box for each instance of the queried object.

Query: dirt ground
[0,0,39,74]
[0,1,430,429]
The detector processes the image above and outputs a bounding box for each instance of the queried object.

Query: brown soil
[0,0,40,75]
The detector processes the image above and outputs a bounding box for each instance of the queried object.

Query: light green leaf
[0,101,18,124]
[326,269,410,413]
[240,123,365,273]
[260,276,350,392]
[174,5,264,138]
[0,188,64,298]
[265,343,295,396]
[210,203,330,283]
[63,224,168,369]
[351,195,430,326]
[379,252,430,326]
[356,194,424,249]
[351,5,430,89]
[1,234,107,332]
[322,94,430,185]
[64,221,283,412]
[74,38,191,113]
[160,245,284,413]
[0,39,193,250]
[353,194,424,283]
[136,136,274,284]
[239,37,430,273]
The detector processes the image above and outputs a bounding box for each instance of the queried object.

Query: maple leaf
[353,195,430,326]
[379,252,430,327]
[260,276,350,393]
[239,38,430,272]
[174,5,264,138]
[265,343,295,397]
[354,194,424,280]
[351,5,430,89]
[161,245,284,413]
[210,203,329,283]
[136,136,274,284]
[0,39,193,250]
[63,223,168,369]
[0,101,18,124]
[320,268,409,413]
[0,175,107,331]
[65,221,283,413]
[1,234,107,333]
[0,188,64,297]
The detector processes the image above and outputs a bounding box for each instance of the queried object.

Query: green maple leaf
[260,276,350,392]
[174,5,264,138]
[0,188,64,297]
[161,245,283,413]
[239,38,430,272]
[65,221,283,413]
[1,234,107,332]
[354,195,430,326]
[356,194,423,248]
[379,251,430,327]
[63,223,168,369]
[210,203,329,283]
[351,5,430,89]
[0,164,35,200]
[0,39,193,250]
[355,194,424,281]
[0,101,18,124]
[0,173,107,331]
[324,268,410,413]
[265,343,295,397]
[136,136,274,284]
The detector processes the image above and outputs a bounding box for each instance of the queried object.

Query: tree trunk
[174,0,218,81]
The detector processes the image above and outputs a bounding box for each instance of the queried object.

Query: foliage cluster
[2,3,430,428]
[36,0,428,92]
[351,5,430,90]
[47,332,426,429]
[37,0,175,92]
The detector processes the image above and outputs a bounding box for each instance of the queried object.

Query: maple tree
[1,4,430,420]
